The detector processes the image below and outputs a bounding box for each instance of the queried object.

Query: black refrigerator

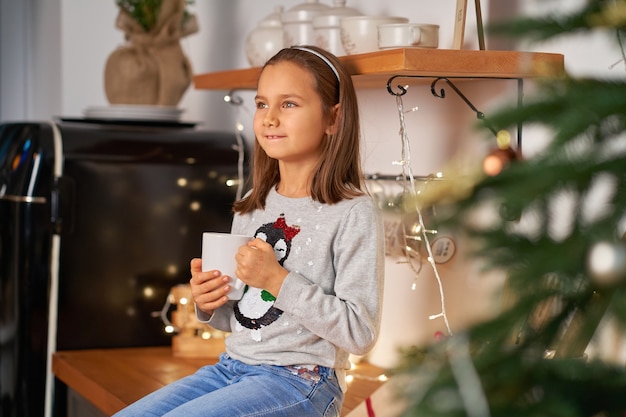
[0,119,248,417]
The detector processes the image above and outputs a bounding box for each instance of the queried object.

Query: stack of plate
[83,105,184,122]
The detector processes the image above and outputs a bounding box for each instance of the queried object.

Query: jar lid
[312,0,362,28]
[258,5,284,28]
[281,0,330,24]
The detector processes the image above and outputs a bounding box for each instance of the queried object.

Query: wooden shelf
[193,48,565,91]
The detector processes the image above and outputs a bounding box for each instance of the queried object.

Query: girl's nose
[263,110,278,127]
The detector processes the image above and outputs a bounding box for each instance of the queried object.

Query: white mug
[202,232,250,300]
[378,23,439,49]
[340,16,409,55]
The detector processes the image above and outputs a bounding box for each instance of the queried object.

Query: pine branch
[488,0,625,43]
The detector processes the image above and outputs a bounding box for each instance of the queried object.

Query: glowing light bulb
[496,130,511,149]
[143,286,155,298]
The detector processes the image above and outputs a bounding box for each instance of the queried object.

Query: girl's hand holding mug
[189,258,233,314]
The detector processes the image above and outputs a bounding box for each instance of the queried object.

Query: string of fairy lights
[223,91,249,201]
[392,87,454,336]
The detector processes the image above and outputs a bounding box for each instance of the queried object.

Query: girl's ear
[325,103,340,136]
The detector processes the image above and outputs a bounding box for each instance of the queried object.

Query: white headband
[292,46,341,84]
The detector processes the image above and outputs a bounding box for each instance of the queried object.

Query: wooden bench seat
[52,346,386,416]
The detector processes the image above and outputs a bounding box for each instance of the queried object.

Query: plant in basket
[105,0,198,107]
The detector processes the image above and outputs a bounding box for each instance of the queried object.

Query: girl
[114,45,385,417]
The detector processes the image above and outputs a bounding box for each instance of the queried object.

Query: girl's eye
[283,101,296,108]
[256,102,268,109]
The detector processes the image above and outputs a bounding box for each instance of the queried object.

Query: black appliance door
[55,122,245,351]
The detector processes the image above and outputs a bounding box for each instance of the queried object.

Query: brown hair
[233,45,364,214]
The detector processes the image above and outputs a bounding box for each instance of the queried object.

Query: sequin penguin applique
[234,214,300,341]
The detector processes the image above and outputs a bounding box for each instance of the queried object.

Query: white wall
[2,0,623,367]
[0,0,34,120]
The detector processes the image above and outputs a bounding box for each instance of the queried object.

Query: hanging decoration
[383,75,522,338]
[482,130,519,176]
[389,84,453,336]
[224,89,250,201]
[587,239,626,286]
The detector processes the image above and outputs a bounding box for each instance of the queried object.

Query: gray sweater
[199,188,385,389]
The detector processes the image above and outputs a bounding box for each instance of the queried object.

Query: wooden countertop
[52,346,386,416]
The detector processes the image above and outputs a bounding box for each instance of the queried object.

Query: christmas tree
[395,1,626,416]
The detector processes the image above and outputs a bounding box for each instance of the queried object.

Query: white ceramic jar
[281,0,330,47]
[312,0,361,56]
[245,6,285,67]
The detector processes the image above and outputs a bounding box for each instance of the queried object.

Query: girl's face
[253,61,334,166]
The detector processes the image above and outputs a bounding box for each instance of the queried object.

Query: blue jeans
[112,353,344,417]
